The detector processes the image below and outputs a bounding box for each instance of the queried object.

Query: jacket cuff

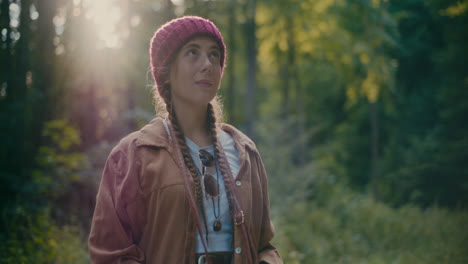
[258,246,283,264]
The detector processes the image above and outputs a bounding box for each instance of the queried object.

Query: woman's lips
[195,80,213,87]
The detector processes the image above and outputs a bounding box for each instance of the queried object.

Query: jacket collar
[134,117,170,148]
[134,117,257,153]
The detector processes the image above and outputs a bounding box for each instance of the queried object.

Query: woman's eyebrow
[182,42,220,51]
[182,43,200,50]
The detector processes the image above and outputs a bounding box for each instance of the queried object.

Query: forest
[0,0,467,263]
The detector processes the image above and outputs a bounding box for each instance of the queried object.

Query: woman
[88,16,283,264]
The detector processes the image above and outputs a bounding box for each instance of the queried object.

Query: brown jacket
[88,118,283,264]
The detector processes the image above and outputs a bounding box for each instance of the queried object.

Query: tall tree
[244,0,257,137]
[224,0,237,123]
[31,0,58,149]
[382,0,468,207]
[0,0,16,207]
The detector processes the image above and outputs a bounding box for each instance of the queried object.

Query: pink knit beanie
[149,16,226,92]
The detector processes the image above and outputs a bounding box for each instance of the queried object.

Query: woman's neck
[172,102,212,147]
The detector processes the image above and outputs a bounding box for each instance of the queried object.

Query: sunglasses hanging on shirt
[198,149,222,232]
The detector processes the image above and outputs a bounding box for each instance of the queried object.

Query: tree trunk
[31,0,57,159]
[122,0,137,131]
[0,0,15,202]
[13,0,31,172]
[82,82,99,147]
[279,55,289,117]
[244,0,257,137]
[0,0,12,87]
[225,0,236,124]
[369,101,380,199]
[286,16,306,166]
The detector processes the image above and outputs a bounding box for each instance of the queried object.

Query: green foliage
[257,118,468,264]
[0,120,90,262]
[259,132,468,263]
[0,207,88,264]
[33,119,89,198]
[272,181,468,263]
[40,120,82,152]
[255,0,468,208]
[377,0,468,207]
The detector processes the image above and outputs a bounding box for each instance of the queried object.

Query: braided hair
[206,104,236,220]
[156,81,208,236]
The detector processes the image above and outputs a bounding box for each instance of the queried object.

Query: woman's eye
[210,51,220,58]
[187,49,198,56]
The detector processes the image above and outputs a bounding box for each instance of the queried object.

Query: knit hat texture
[150,16,226,92]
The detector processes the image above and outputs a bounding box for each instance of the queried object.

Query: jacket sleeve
[88,147,145,264]
[255,152,284,264]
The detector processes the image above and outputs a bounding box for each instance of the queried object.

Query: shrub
[271,178,468,264]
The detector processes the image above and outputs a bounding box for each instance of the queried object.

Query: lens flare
[83,0,122,48]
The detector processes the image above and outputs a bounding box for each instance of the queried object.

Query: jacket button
[235,180,242,186]
[235,247,242,254]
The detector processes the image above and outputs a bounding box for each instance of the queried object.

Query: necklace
[196,152,222,232]
[211,159,221,231]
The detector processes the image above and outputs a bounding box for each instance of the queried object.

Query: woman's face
[169,36,222,110]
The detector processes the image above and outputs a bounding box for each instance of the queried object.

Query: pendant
[213,219,222,232]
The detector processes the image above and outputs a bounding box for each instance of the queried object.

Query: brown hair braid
[156,81,210,239]
[206,104,236,220]
[208,104,257,264]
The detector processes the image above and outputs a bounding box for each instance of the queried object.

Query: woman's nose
[200,53,213,72]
